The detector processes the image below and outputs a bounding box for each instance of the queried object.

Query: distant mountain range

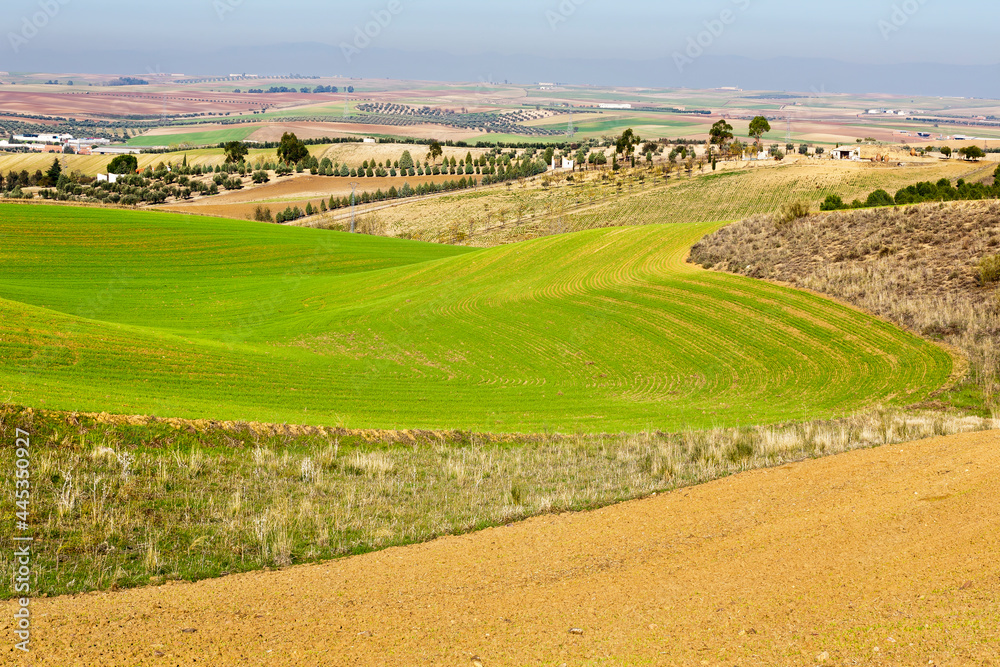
[6,43,1000,99]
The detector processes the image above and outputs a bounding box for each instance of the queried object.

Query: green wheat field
[0,203,951,432]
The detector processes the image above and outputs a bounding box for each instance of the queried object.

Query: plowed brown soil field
[158,173,477,219]
[0,90,321,119]
[5,430,999,666]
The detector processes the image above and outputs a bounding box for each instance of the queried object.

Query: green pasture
[0,204,951,432]
[126,126,258,147]
[531,116,705,139]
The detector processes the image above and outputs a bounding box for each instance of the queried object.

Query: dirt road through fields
[5,430,999,665]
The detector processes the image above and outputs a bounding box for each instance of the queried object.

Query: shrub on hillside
[776,200,810,225]
[253,205,273,223]
[979,255,1000,285]
[821,194,846,211]
[865,189,894,208]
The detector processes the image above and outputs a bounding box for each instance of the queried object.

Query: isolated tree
[615,128,640,163]
[959,145,985,161]
[223,141,248,164]
[427,140,443,164]
[940,146,952,158]
[107,154,138,175]
[820,194,846,211]
[276,132,308,164]
[46,158,61,184]
[709,119,734,151]
[399,150,414,171]
[748,116,771,147]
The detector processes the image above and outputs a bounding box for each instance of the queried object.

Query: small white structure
[599,103,632,110]
[551,156,575,170]
[362,137,376,144]
[830,146,861,161]
[97,173,120,184]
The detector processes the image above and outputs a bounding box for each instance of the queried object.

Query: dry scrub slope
[5,429,998,665]
[690,200,1000,402]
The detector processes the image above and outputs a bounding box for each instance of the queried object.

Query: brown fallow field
[0,89,329,119]
[7,428,998,665]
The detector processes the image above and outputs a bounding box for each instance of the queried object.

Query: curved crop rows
[0,204,951,432]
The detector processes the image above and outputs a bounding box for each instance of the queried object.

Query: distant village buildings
[4,133,112,155]
[865,108,910,116]
[599,103,632,110]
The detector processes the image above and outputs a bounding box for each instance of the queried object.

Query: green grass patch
[0,203,952,432]
[126,126,258,147]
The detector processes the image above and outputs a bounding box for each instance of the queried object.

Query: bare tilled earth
[6,430,999,666]
[0,90,319,118]
[159,173,477,220]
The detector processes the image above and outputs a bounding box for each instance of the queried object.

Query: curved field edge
[690,201,1000,413]
[0,204,952,432]
[0,403,995,599]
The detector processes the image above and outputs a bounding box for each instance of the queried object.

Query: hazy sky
[4,0,999,66]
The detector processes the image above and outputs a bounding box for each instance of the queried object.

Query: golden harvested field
[563,158,996,231]
[7,429,998,665]
[311,142,490,165]
[323,158,993,246]
[0,148,275,178]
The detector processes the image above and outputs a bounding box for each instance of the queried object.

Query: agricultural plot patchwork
[0,204,951,432]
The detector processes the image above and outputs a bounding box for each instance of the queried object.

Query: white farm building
[830,146,861,161]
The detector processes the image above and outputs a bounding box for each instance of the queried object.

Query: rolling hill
[0,203,952,432]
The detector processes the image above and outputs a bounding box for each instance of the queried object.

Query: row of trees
[236,85,354,94]
[821,167,1000,211]
[37,169,218,205]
